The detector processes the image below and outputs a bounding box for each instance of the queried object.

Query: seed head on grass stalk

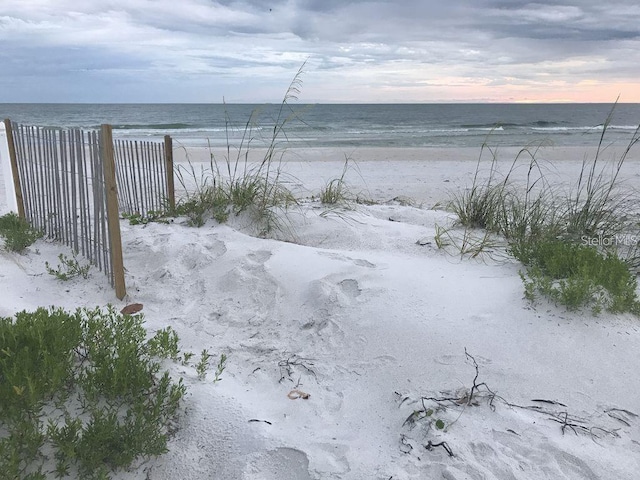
[172,64,307,237]
[563,99,640,243]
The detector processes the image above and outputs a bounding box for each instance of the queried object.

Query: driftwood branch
[398,348,634,459]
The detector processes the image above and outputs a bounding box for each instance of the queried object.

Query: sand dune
[1,144,639,479]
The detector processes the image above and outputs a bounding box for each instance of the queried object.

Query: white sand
[173,144,640,206]
[1,143,639,479]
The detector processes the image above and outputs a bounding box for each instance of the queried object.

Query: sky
[0,0,639,103]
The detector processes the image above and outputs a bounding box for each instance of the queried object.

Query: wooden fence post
[3,119,26,218]
[100,124,126,300]
[164,135,175,211]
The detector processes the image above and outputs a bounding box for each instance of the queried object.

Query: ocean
[1,103,639,149]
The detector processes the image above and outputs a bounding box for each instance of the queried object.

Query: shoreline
[174,144,640,162]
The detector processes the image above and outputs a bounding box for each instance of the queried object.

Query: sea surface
[1,103,639,149]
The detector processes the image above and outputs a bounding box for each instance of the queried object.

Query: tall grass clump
[445,104,640,314]
[562,105,640,244]
[450,142,555,240]
[445,141,557,260]
[318,155,373,212]
[320,156,352,206]
[174,66,305,236]
[448,143,509,232]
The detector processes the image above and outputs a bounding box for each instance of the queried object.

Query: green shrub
[0,307,188,479]
[0,212,42,253]
[515,238,640,314]
[172,194,215,227]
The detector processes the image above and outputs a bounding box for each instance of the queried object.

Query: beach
[174,144,640,206]
[1,141,640,479]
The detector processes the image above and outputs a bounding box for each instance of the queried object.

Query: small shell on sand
[121,303,144,315]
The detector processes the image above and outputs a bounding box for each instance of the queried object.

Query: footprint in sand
[373,354,397,365]
[353,258,376,268]
[338,278,361,298]
[313,443,351,476]
[247,249,272,264]
[317,251,376,269]
[434,354,460,366]
[242,447,312,480]
[299,278,358,332]
[455,430,600,480]
[178,240,226,270]
[215,254,279,327]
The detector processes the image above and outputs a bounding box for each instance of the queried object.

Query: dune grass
[318,156,373,212]
[173,67,304,236]
[446,106,640,314]
[320,157,352,207]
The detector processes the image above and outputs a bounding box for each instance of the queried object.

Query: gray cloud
[0,0,638,102]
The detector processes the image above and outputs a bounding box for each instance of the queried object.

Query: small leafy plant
[121,210,169,226]
[45,252,91,281]
[195,349,211,380]
[147,326,181,361]
[0,212,42,253]
[404,405,446,432]
[213,353,227,383]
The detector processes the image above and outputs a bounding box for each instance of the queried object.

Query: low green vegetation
[45,252,91,281]
[173,166,298,233]
[0,306,218,479]
[515,238,640,314]
[445,107,640,314]
[121,210,169,226]
[0,212,42,253]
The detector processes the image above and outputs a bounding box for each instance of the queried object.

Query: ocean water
[1,103,639,149]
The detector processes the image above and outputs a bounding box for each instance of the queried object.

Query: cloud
[0,0,638,102]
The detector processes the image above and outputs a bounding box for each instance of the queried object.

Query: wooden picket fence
[3,119,175,300]
[114,136,175,216]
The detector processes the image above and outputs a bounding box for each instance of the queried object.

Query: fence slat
[59,130,71,245]
[113,136,173,217]
[164,135,175,211]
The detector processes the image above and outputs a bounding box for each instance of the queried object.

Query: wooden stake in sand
[100,124,126,300]
[3,119,26,218]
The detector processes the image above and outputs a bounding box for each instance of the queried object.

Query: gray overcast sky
[1,0,639,103]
